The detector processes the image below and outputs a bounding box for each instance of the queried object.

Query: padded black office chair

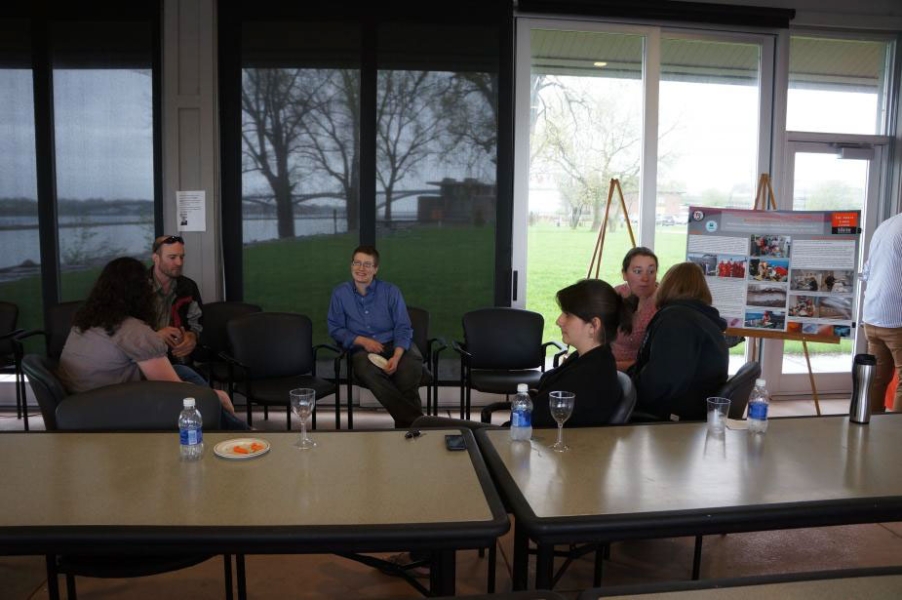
[55,381,222,430]
[343,306,446,429]
[610,371,638,424]
[194,301,262,388]
[20,353,67,431]
[224,312,340,429]
[456,307,565,421]
[12,301,83,430]
[50,380,235,600]
[717,360,762,419]
[0,302,24,426]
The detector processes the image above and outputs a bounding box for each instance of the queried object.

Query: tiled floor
[2,398,901,599]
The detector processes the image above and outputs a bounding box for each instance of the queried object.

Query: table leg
[513,524,529,590]
[45,555,60,600]
[535,543,554,589]
[430,549,456,596]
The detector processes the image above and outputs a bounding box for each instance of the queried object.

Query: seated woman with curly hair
[58,256,247,430]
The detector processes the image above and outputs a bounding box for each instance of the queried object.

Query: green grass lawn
[1,222,850,359]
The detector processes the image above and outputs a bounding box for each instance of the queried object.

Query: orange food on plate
[233,446,249,454]
[250,442,264,451]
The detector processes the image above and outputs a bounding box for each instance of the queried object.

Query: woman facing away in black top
[631,262,729,421]
[531,279,635,428]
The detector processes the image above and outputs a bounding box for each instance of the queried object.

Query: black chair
[11,301,83,430]
[343,306,446,429]
[20,353,67,431]
[0,302,24,427]
[455,307,565,421]
[610,371,638,424]
[718,360,762,419]
[49,379,236,600]
[193,301,262,388]
[224,312,340,429]
[55,381,222,430]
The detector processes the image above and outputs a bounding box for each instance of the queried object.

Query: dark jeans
[352,343,424,428]
[173,364,249,431]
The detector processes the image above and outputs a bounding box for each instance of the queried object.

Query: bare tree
[532,77,642,230]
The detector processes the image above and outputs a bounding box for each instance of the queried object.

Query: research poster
[685,207,861,338]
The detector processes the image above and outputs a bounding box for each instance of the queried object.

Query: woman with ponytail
[531,279,635,428]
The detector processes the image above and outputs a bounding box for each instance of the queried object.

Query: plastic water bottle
[179,397,204,460]
[747,379,770,434]
[510,383,533,442]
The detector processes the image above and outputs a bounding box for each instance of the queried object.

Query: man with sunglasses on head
[150,235,203,370]
[328,245,424,428]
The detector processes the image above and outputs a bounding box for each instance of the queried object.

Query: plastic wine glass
[289,388,316,449]
[549,391,575,452]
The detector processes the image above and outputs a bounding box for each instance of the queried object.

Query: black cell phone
[444,434,466,451]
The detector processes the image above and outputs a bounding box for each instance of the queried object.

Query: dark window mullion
[219,6,244,301]
[358,17,377,247]
[31,16,60,322]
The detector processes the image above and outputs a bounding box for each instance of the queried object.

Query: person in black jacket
[532,279,635,428]
[632,262,729,421]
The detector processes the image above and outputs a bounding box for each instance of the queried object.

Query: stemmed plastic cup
[549,391,575,452]
[290,388,316,449]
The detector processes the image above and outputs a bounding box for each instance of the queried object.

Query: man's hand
[171,330,197,358]
[384,348,404,375]
[354,336,384,354]
[157,326,183,348]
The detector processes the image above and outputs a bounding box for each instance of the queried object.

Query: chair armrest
[542,340,567,370]
[480,401,513,424]
[313,343,341,378]
[629,410,666,423]
[451,339,471,360]
[6,328,32,342]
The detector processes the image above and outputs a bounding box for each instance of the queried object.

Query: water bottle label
[180,428,203,446]
[512,410,531,428]
[748,402,768,420]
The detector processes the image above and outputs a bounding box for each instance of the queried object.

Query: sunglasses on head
[153,235,184,253]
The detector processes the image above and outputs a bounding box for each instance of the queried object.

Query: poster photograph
[686,207,860,338]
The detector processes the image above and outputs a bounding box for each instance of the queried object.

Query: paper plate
[213,438,271,460]
[368,353,389,370]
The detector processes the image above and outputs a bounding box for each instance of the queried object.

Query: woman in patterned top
[611,247,659,371]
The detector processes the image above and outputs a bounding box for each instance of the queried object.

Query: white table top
[0,429,506,548]
[479,414,902,522]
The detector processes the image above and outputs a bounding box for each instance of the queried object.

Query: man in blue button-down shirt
[328,246,424,427]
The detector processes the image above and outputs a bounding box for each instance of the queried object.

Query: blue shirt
[862,212,902,328]
[327,279,413,351]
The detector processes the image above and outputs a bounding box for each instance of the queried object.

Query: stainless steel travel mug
[850,353,876,424]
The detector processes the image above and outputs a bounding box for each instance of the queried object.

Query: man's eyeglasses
[351,260,376,269]
[153,235,184,253]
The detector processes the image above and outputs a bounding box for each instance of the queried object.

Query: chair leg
[45,555,61,600]
[223,554,233,600]
[286,404,292,431]
[245,400,253,427]
[17,357,29,431]
[236,554,247,600]
[66,573,78,600]
[263,405,269,420]
[692,535,703,580]
[487,543,496,593]
[346,356,354,430]
[311,403,317,430]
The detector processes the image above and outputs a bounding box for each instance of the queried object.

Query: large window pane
[527,29,644,346]
[376,23,498,346]
[52,22,155,301]
[240,22,360,344]
[0,21,43,343]
[787,36,892,135]
[655,37,761,274]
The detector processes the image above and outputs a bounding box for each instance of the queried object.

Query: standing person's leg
[865,324,894,413]
[878,326,902,412]
[351,348,421,428]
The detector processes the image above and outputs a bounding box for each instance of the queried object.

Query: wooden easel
[724,173,837,416]
[587,178,636,278]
